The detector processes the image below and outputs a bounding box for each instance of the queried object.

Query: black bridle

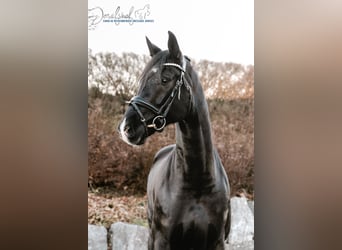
[128,60,191,134]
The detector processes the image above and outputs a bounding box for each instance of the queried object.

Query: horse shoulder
[152,144,176,165]
[148,144,176,200]
[147,144,176,234]
[213,148,229,185]
[148,144,176,190]
[213,147,231,241]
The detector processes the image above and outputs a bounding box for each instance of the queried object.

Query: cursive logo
[88,7,104,30]
[111,6,134,25]
[88,4,153,30]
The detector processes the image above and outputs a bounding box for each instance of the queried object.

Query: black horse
[118,31,230,250]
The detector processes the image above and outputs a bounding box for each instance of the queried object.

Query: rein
[128,59,191,134]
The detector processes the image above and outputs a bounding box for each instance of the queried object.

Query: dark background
[1,0,341,249]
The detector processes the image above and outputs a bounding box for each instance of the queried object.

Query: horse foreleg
[152,231,170,250]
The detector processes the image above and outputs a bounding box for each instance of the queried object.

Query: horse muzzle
[118,117,147,146]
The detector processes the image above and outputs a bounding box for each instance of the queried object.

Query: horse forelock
[137,51,168,93]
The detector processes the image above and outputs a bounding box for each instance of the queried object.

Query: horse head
[118,31,193,145]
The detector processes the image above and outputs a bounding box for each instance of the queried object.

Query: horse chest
[154,190,226,231]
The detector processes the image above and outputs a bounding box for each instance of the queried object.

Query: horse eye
[161,78,169,84]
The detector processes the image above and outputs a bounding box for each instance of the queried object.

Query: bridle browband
[127,58,191,134]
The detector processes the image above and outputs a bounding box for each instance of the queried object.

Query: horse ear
[146,36,161,57]
[167,31,182,61]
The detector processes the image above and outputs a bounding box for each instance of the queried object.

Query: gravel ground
[88,187,148,229]
[88,186,253,230]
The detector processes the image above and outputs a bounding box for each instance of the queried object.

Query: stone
[99,197,255,250]
[229,197,254,244]
[226,240,254,250]
[247,200,254,215]
[110,222,149,250]
[88,224,108,250]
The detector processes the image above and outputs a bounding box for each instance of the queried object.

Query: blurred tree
[88,51,254,100]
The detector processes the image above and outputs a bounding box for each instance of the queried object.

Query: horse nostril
[124,125,134,138]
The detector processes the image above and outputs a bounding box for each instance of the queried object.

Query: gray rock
[229,197,254,244]
[247,200,254,215]
[104,197,254,249]
[88,224,108,250]
[110,222,149,250]
[226,240,254,250]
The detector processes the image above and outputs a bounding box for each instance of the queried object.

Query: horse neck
[175,83,215,182]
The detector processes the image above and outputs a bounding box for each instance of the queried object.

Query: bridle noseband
[128,59,191,134]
